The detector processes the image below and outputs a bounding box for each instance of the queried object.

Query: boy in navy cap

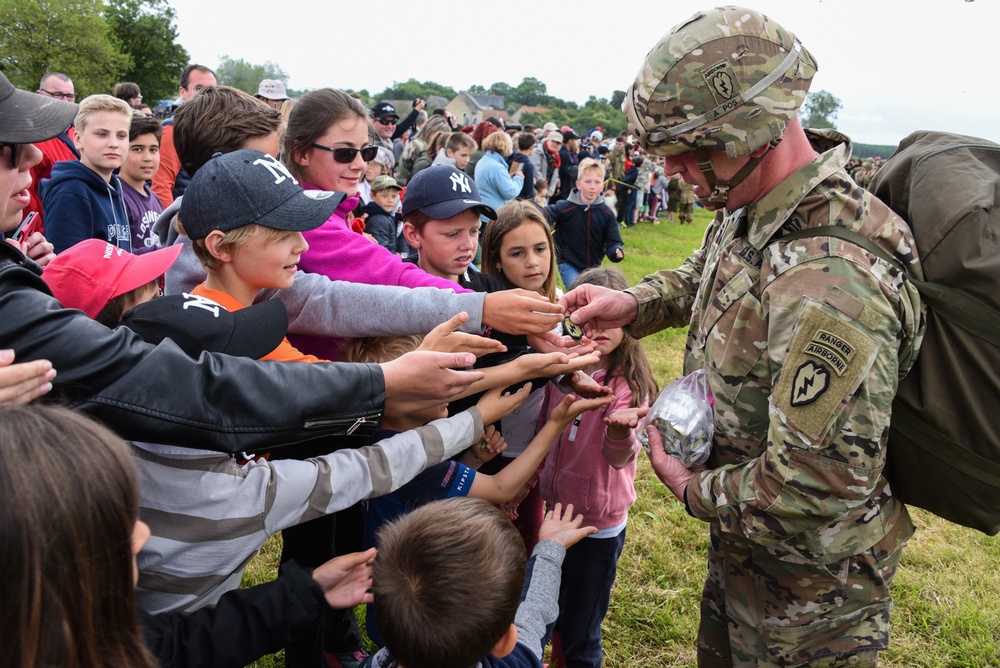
[401,164,499,290]
[177,147,345,362]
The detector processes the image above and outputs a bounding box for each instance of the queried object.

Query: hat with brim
[120,293,289,359]
[180,149,346,240]
[401,164,497,221]
[0,72,78,144]
[42,240,182,318]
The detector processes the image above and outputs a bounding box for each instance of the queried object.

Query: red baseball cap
[42,240,182,318]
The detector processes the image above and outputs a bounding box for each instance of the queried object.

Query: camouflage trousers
[679,203,694,224]
[696,519,912,667]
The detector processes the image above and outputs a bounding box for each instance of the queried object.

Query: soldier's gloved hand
[645,425,703,502]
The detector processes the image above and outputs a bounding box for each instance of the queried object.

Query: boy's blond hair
[577,157,605,180]
[374,498,526,668]
[74,94,133,134]
[445,132,476,153]
[175,221,289,271]
[341,335,422,365]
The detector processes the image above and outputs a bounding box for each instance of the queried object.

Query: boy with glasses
[27,72,79,232]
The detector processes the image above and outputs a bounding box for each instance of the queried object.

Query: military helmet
[623,6,818,157]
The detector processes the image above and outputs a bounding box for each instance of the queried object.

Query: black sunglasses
[376,117,398,125]
[1,142,22,169]
[310,143,379,164]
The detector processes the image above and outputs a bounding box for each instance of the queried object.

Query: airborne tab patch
[701,59,743,107]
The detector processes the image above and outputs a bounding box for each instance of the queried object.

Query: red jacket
[28,127,79,233]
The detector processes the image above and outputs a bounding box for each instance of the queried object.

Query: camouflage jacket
[626,132,925,563]
[609,146,625,181]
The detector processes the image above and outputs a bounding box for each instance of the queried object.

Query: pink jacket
[292,188,472,360]
[533,369,646,529]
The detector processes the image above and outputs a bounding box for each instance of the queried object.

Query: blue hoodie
[40,160,132,254]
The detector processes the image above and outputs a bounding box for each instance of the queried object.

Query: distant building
[511,105,550,124]
[445,91,506,127]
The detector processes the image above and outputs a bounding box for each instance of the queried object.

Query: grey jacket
[154,199,487,339]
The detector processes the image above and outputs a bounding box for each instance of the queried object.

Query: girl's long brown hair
[0,405,157,668]
[480,200,559,303]
[570,267,658,407]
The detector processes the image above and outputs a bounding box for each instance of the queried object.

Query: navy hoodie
[40,160,132,254]
[544,188,623,272]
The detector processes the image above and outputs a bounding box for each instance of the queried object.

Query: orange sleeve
[152,125,179,208]
[261,338,325,364]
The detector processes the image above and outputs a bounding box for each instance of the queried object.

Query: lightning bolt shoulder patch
[773,299,880,444]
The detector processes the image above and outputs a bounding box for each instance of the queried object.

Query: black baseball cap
[371,102,399,121]
[401,165,497,221]
[0,71,78,143]
[180,149,344,240]
[120,293,289,359]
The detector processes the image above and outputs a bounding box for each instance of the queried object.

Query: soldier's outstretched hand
[560,284,638,338]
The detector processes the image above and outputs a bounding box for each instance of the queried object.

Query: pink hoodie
[533,369,647,530]
[292,188,473,360]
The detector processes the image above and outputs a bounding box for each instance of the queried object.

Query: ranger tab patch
[774,300,879,443]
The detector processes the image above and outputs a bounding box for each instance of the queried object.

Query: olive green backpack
[784,131,1000,534]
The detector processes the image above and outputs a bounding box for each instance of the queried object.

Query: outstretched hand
[537,503,597,550]
[475,382,532,425]
[311,548,376,609]
[483,289,563,336]
[381,350,485,400]
[550,393,614,426]
[559,284,638,338]
[0,350,55,405]
[419,312,507,357]
[604,406,650,439]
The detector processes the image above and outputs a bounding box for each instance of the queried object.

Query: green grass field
[246,208,1000,667]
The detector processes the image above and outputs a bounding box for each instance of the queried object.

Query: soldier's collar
[745,141,852,250]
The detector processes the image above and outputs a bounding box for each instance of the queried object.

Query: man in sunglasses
[0,70,487,456]
[27,72,79,232]
[371,99,425,164]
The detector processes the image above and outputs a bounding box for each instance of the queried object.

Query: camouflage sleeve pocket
[773,299,880,445]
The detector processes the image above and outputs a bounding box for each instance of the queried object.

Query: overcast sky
[167,0,996,146]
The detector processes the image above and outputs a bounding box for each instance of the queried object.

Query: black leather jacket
[0,243,383,453]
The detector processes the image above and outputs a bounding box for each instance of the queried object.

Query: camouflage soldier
[562,7,925,667]
[677,178,697,224]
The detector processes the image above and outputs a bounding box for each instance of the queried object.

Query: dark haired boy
[364,498,596,668]
[120,114,164,252]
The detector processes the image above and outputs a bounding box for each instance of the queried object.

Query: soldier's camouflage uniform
[626,130,925,667]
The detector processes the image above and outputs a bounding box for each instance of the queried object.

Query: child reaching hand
[529,266,658,668]
[348,336,612,647]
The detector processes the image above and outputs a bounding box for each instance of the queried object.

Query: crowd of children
[4,70,674,668]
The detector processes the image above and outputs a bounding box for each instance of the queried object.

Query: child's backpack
[785,131,1000,534]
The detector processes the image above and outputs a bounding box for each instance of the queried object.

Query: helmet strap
[695,142,777,209]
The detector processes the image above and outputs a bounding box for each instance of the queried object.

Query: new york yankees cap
[120,293,289,359]
[180,148,344,240]
[401,164,497,221]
